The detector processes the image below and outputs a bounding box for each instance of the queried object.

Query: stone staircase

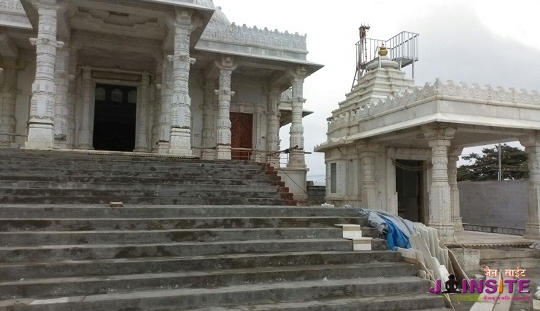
[0,148,295,206]
[0,205,447,311]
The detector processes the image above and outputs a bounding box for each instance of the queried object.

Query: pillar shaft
[287,67,307,168]
[0,58,18,146]
[201,79,215,160]
[26,0,64,149]
[168,9,195,156]
[54,44,70,148]
[360,144,379,209]
[266,87,281,168]
[77,66,93,149]
[157,55,172,154]
[134,73,150,152]
[423,125,456,242]
[448,148,464,231]
[519,133,540,239]
[215,56,236,160]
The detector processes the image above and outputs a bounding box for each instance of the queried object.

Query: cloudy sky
[215,0,540,183]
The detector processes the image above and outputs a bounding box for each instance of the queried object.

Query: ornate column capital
[215,55,237,71]
[422,124,456,141]
[31,0,60,11]
[519,131,540,148]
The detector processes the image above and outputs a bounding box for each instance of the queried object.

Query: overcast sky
[214,0,540,183]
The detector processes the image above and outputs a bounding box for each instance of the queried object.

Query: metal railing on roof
[352,30,419,89]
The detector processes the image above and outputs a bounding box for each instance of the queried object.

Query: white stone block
[352,238,372,251]
[534,299,540,311]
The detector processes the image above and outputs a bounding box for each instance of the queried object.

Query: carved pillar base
[277,167,308,202]
[169,128,192,156]
[428,182,455,243]
[201,149,215,160]
[134,134,149,153]
[157,142,169,154]
[76,128,93,150]
[287,149,306,169]
[216,145,231,160]
[26,121,55,150]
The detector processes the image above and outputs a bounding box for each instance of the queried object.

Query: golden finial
[378,44,388,56]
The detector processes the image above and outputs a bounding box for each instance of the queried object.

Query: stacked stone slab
[0,205,448,311]
[0,149,296,205]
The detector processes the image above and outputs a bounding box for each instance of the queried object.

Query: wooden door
[230,112,253,160]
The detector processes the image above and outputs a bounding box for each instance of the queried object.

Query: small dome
[211,6,231,25]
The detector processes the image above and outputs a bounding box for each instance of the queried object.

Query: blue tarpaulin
[380,215,412,250]
[354,207,414,251]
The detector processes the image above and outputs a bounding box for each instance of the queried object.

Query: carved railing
[201,22,307,52]
[0,0,23,12]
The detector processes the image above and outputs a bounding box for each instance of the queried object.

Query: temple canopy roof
[316,79,540,152]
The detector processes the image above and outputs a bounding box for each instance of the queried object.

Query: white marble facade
[316,48,540,241]
[0,0,322,199]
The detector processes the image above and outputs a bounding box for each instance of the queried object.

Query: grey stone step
[0,277,433,311]
[0,205,361,218]
[0,262,418,299]
[187,294,446,311]
[0,187,281,197]
[0,170,267,179]
[0,228,344,246]
[0,239,353,262]
[0,196,287,205]
[0,177,276,187]
[0,250,402,280]
[0,216,368,232]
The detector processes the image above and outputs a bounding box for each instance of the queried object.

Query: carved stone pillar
[448,148,464,231]
[287,67,307,168]
[0,57,18,147]
[77,66,93,149]
[214,56,236,160]
[423,125,456,242]
[66,46,78,148]
[157,54,172,154]
[167,9,196,156]
[26,0,64,150]
[266,87,281,168]
[150,82,160,153]
[360,144,379,209]
[54,44,71,149]
[134,73,150,152]
[519,132,540,239]
[201,78,215,160]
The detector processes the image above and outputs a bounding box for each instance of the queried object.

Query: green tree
[457,144,528,181]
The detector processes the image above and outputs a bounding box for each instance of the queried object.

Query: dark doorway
[93,84,137,152]
[230,112,253,160]
[395,160,425,223]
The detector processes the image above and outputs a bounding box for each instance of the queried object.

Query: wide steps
[0,277,434,311]
[0,251,402,280]
[0,149,293,206]
[0,228,345,246]
[0,196,287,205]
[0,262,417,299]
[188,295,447,311]
[0,202,444,310]
[0,205,363,218]
[0,216,369,232]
